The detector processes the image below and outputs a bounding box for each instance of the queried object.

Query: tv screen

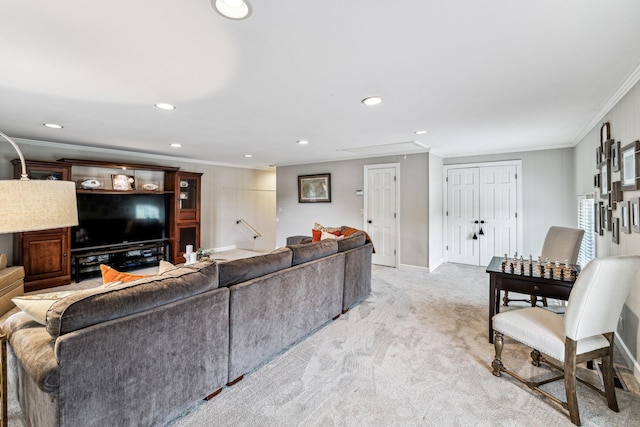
[73,193,168,249]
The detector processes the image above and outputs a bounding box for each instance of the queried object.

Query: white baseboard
[614,334,640,384]
[428,258,444,272]
[398,258,444,273]
[399,264,430,273]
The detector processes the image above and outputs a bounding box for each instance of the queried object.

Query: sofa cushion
[288,239,338,266]
[218,247,292,288]
[337,231,366,252]
[46,260,219,338]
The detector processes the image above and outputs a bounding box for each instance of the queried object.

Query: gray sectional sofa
[3,231,373,427]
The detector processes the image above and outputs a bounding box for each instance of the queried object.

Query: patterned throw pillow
[13,291,78,325]
[312,223,342,241]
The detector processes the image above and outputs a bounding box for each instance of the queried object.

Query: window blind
[577,194,595,266]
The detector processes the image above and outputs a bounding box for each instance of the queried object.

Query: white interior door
[446,164,518,266]
[365,164,398,267]
[446,168,480,264]
[478,166,517,265]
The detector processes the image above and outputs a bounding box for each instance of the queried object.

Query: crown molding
[573,62,640,144]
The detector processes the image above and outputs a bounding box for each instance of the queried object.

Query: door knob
[368,220,372,224]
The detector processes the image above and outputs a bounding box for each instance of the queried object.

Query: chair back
[541,226,584,265]
[564,256,640,341]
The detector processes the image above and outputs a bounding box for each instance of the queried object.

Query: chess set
[500,253,578,282]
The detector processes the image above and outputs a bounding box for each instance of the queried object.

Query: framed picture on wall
[612,217,620,244]
[620,201,631,234]
[621,141,640,191]
[298,173,331,203]
[611,140,620,172]
[631,198,640,233]
[599,159,611,197]
[595,201,603,236]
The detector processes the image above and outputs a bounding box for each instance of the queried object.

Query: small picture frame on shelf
[621,141,640,191]
[111,174,135,191]
[632,198,640,233]
[620,201,631,234]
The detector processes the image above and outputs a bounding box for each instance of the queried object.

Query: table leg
[489,274,500,344]
[1,327,6,427]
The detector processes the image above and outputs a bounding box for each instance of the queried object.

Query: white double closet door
[446,163,519,266]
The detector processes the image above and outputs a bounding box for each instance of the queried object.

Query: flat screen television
[72,193,168,250]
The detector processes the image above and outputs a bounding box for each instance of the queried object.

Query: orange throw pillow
[100,265,149,285]
[312,229,322,242]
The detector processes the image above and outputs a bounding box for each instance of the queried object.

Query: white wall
[0,138,277,262]
[574,79,640,374]
[276,153,431,268]
[443,148,576,256]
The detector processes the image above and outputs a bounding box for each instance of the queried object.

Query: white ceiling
[2,1,640,169]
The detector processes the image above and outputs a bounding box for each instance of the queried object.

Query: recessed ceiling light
[297,140,309,145]
[414,130,428,135]
[169,143,182,148]
[244,154,252,158]
[213,0,252,20]
[43,123,63,129]
[362,96,383,106]
[155,103,176,110]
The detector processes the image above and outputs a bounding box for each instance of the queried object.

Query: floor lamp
[0,130,78,427]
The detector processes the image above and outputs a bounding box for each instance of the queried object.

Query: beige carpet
[6,262,640,426]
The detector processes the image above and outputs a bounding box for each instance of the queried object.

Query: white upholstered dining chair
[491,255,640,426]
[503,226,584,306]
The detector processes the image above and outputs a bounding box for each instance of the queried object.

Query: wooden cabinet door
[18,229,71,291]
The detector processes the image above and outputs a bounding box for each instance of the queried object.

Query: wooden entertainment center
[12,158,202,291]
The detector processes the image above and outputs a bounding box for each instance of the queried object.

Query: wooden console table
[486,256,580,343]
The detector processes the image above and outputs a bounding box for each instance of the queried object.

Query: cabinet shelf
[71,240,169,282]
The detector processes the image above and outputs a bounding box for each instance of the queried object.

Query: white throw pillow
[321,231,338,240]
[158,260,177,274]
[12,290,78,325]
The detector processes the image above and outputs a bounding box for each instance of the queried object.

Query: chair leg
[601,333,619,412]
[564,338,581,426]
[492,332,504,376]
[530,349,542,367]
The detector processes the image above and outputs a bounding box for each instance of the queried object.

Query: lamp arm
[0,131,28,181]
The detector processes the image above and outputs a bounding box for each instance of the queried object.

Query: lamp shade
[0,180,78,233]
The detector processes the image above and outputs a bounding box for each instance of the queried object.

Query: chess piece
[545,259,552,279]
[553,259,562,280]
[562,260,574,282]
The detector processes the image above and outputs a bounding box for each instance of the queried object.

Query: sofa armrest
[0,263,24,317]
